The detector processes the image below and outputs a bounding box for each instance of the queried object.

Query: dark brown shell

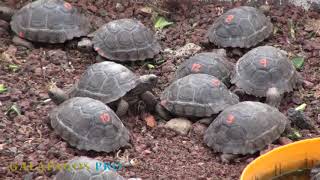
[161,74,239,117]
[92,18,161,62]
[207,6,273,48]
[50,97,130,153]
[231,46,300,97]
[10,0,91,43]
[204,101,287,155]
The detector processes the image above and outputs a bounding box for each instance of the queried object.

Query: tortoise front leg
[140,91,157,111]
[155,103,172,120]
[220,153,239,163]
[116,98,129,117]
[12,36,34,49]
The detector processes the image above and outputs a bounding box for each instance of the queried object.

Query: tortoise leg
[12,36,34,49]
[266,87,282,108]
[96,55,105,62]
[198,117,213,125]
[155,103,172,120]
[231,87,246,96]
[220,153,239,163]
[140,91,157,111]
[116,98,129,117]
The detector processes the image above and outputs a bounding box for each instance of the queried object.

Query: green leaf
[292,57,304,69]
[8,64,19,72]
[5,104,21,116]
[0,84,7,93]
[295,103,307,111]
[154,16,173,30]
[147,64,155,69]
[287,129,302,140]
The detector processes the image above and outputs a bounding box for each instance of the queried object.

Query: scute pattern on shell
[71,61,139,103]
[204,101,287,155]
[175,52,234,85]
[10,0,91,43]
[161,74,239,117]
[92,18,161,61]
[50,97,130,152]
[54,156,125,180]
[207,6,273,48]
[231,46,300,97]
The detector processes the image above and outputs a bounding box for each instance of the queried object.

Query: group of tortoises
[1,0,319,179]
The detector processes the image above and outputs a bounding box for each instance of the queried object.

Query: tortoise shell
[175,51,233,85]
[207,6,273,48]
[10,0,91,43]
[54,156,125,180]
[204,101,287,155]
[91,18,161,62]
[160,74,239,117]
[50,97,130,152]
[70,61,139,103]
[231,46,300,97]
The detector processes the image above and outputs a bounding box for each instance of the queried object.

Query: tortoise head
[0,6,16,22]
[48,83,69,105]
[131,74,158,95]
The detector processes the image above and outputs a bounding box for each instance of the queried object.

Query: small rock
[174,43,201,58]
[278,137,293,145]
[115,3,125,12]
[304,80,314,89]
[165,118,192,135]
[9,147,17,154]
[34,68,42,76]
[98,9,108,17]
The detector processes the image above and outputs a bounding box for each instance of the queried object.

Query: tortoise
[78,18,161,62]
[207,6,273,48]
[175,49,234,86]
[311,165,320,180]
[156,74,239,120]
[53,156,125,180]
[0,0,91,46]
[231,46,303,107]
[48,61,158,117]
[50,97,130,152]
[204,101,288,162]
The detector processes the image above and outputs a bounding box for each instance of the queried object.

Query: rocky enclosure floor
[0,0,320,179]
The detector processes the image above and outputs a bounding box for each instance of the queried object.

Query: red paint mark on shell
[160,100,167,106]
[225,15,234,23]
[259,58,268,67]
[226,114,235,124]
[212,79,221,87]
[100,113,110,123]
[19,32,24,38]
[191,63,202,72]
[64,2,72,10]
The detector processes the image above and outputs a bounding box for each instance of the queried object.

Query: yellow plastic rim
[240,138,320,180]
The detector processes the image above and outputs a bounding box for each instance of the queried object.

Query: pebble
[165,118,192,135]
[115,3,125,12]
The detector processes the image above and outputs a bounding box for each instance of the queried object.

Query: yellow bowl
[240,138,320,180]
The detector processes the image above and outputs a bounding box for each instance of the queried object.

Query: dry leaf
[144,114,157,128]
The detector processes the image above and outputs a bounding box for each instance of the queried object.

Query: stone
[165,118,192,135]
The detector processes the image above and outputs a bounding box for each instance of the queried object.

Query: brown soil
[0,0,319,180]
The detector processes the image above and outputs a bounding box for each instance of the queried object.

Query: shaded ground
[0,0,320,179]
